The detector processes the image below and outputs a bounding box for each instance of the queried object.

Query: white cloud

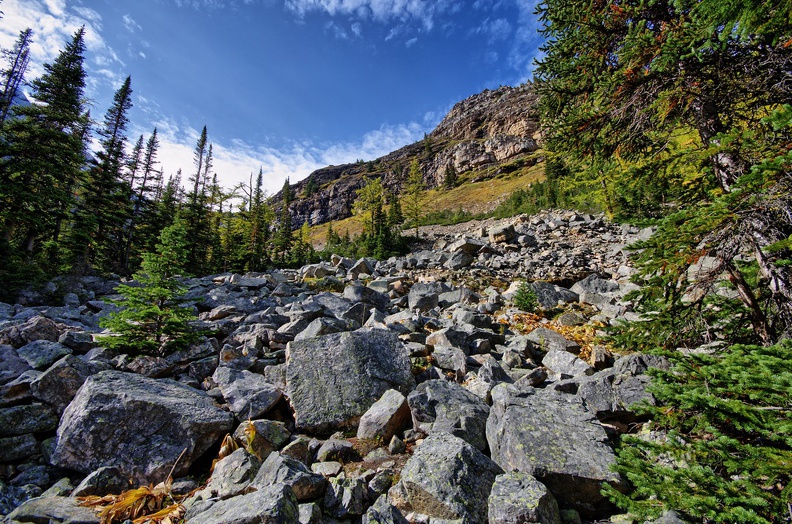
[0,0,122,91]
[405,37,418,48]
[123,14,142,33]
[508,0,544,81]
[470,17,512,43]
[284,0,459,31]
[133,113,428,196]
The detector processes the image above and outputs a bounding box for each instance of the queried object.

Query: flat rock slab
[395,432,502,524]
[52,370,233,485]
[486,384,622,518]
[16,340,72,370]
[286,329,414,434]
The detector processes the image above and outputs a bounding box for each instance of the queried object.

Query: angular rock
[394,432,502,523]
[251,452,327,501]
[357,389,411,442]
[298,502,322,524]
[445,250,475,270]
[542,350,594,379]
[71,466,130,497]
[286,329,414,433]
[0,403,58,437]
[212,366,282,420]
[363,494,409,524]
[187,483,299,524]
[489,224,517,243]
[6,495,100,524]
[324,476,368,518]
[1,316,60,348]
[0,434,38,461]
[488,472,561,524]
[232,419,291,459]
[570,274,620,296]
[0,344,32,386]
[16,340,72,370]
[30,354,96,414]
[486,384,622,518]
[407,379,490,450]
[52,370,233,485]
[528,282,579,310]
[431,346,467,380]
[316,439,355,462]
[198,448,262,500]
[426,327,470,354]
[407,283,439,313]
[527,327,580,354]
[344,285,390,312]
[293,317,349,342]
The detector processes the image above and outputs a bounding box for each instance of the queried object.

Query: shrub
[513,282,539,311]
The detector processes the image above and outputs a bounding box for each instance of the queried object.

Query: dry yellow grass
[308,160,546,247]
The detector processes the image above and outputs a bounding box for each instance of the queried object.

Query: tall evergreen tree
[124,128,161,272]
[68,76,133,274]
[0,28,32,125]
[272,177,294,264]
[0,26,88,273]
[402,159,425,235]
[182,126,212,275]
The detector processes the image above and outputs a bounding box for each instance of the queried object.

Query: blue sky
[0,0,543,194]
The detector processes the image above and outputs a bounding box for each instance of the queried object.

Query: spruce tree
[0,28,32,125]
[68,76,133,274]
[0,26,88,273]
[402,159,425,235]
[182,126,213,275]
[100,219,198,357]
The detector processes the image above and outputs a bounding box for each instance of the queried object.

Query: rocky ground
[0,210,678,524]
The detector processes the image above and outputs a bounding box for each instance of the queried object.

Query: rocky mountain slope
[281,83,540,228]
[0,210,672,524]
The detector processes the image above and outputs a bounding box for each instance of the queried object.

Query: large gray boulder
[486,384,622,518]
[196,448,262,501]
[30,354,96,414]
[407,379,490,450]
[52,370,233,485]
[392,432,502,523]
[529,282,579,310]
[488,472,561,524]
[187,483,299,524]
[286,329,414,433]
[251,452,327,501]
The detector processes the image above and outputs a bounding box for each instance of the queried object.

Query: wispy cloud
[508,0,544,81]
[0,0,123,92]
[284,0,458,31]
[123,14,142,33]
[135,113,429,195]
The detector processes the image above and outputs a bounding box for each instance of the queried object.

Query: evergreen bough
[605,342,792,523]
[100,220,198,357]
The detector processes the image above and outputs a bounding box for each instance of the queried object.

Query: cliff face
[283,82,540,227]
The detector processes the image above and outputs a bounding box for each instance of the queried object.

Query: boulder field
[0,210,669,523]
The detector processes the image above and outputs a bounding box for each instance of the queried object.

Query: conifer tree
[182,126,213,275]
[69,76,133,274]
[402,159,425,235]
[124,128,161,272]
[0,27,88,272]
[272,177,294,264]
[100,219,199,357]
[443,164,457,189]
[0,28,32,125]
[249,168,272,271]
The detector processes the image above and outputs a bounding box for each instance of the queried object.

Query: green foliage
[443,164,457,189]
[402,159,426,234]
[100,220,198,357]
[605,342,792,523]
[513,282,538,312]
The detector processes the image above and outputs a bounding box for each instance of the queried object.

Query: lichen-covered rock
[0,345,32,386]
[488,472,561,524]
[357,389,411,442]
[542,350,594,379]
[187,483,299,524]
[197,448,262,501]
[393,432,502,523]
[286,329,414,433]
[232,419,291,459]
[324,476,368,518]
[71,466,130,497]
[363,494,409,524]
[0,403,58,437]
[486,384,622,518]
[30,354,96,414]
[212,366,282,420]
[251,452,327,501]
[16,340,72,370]
[407,379,490,450]
[52,370,233,485]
